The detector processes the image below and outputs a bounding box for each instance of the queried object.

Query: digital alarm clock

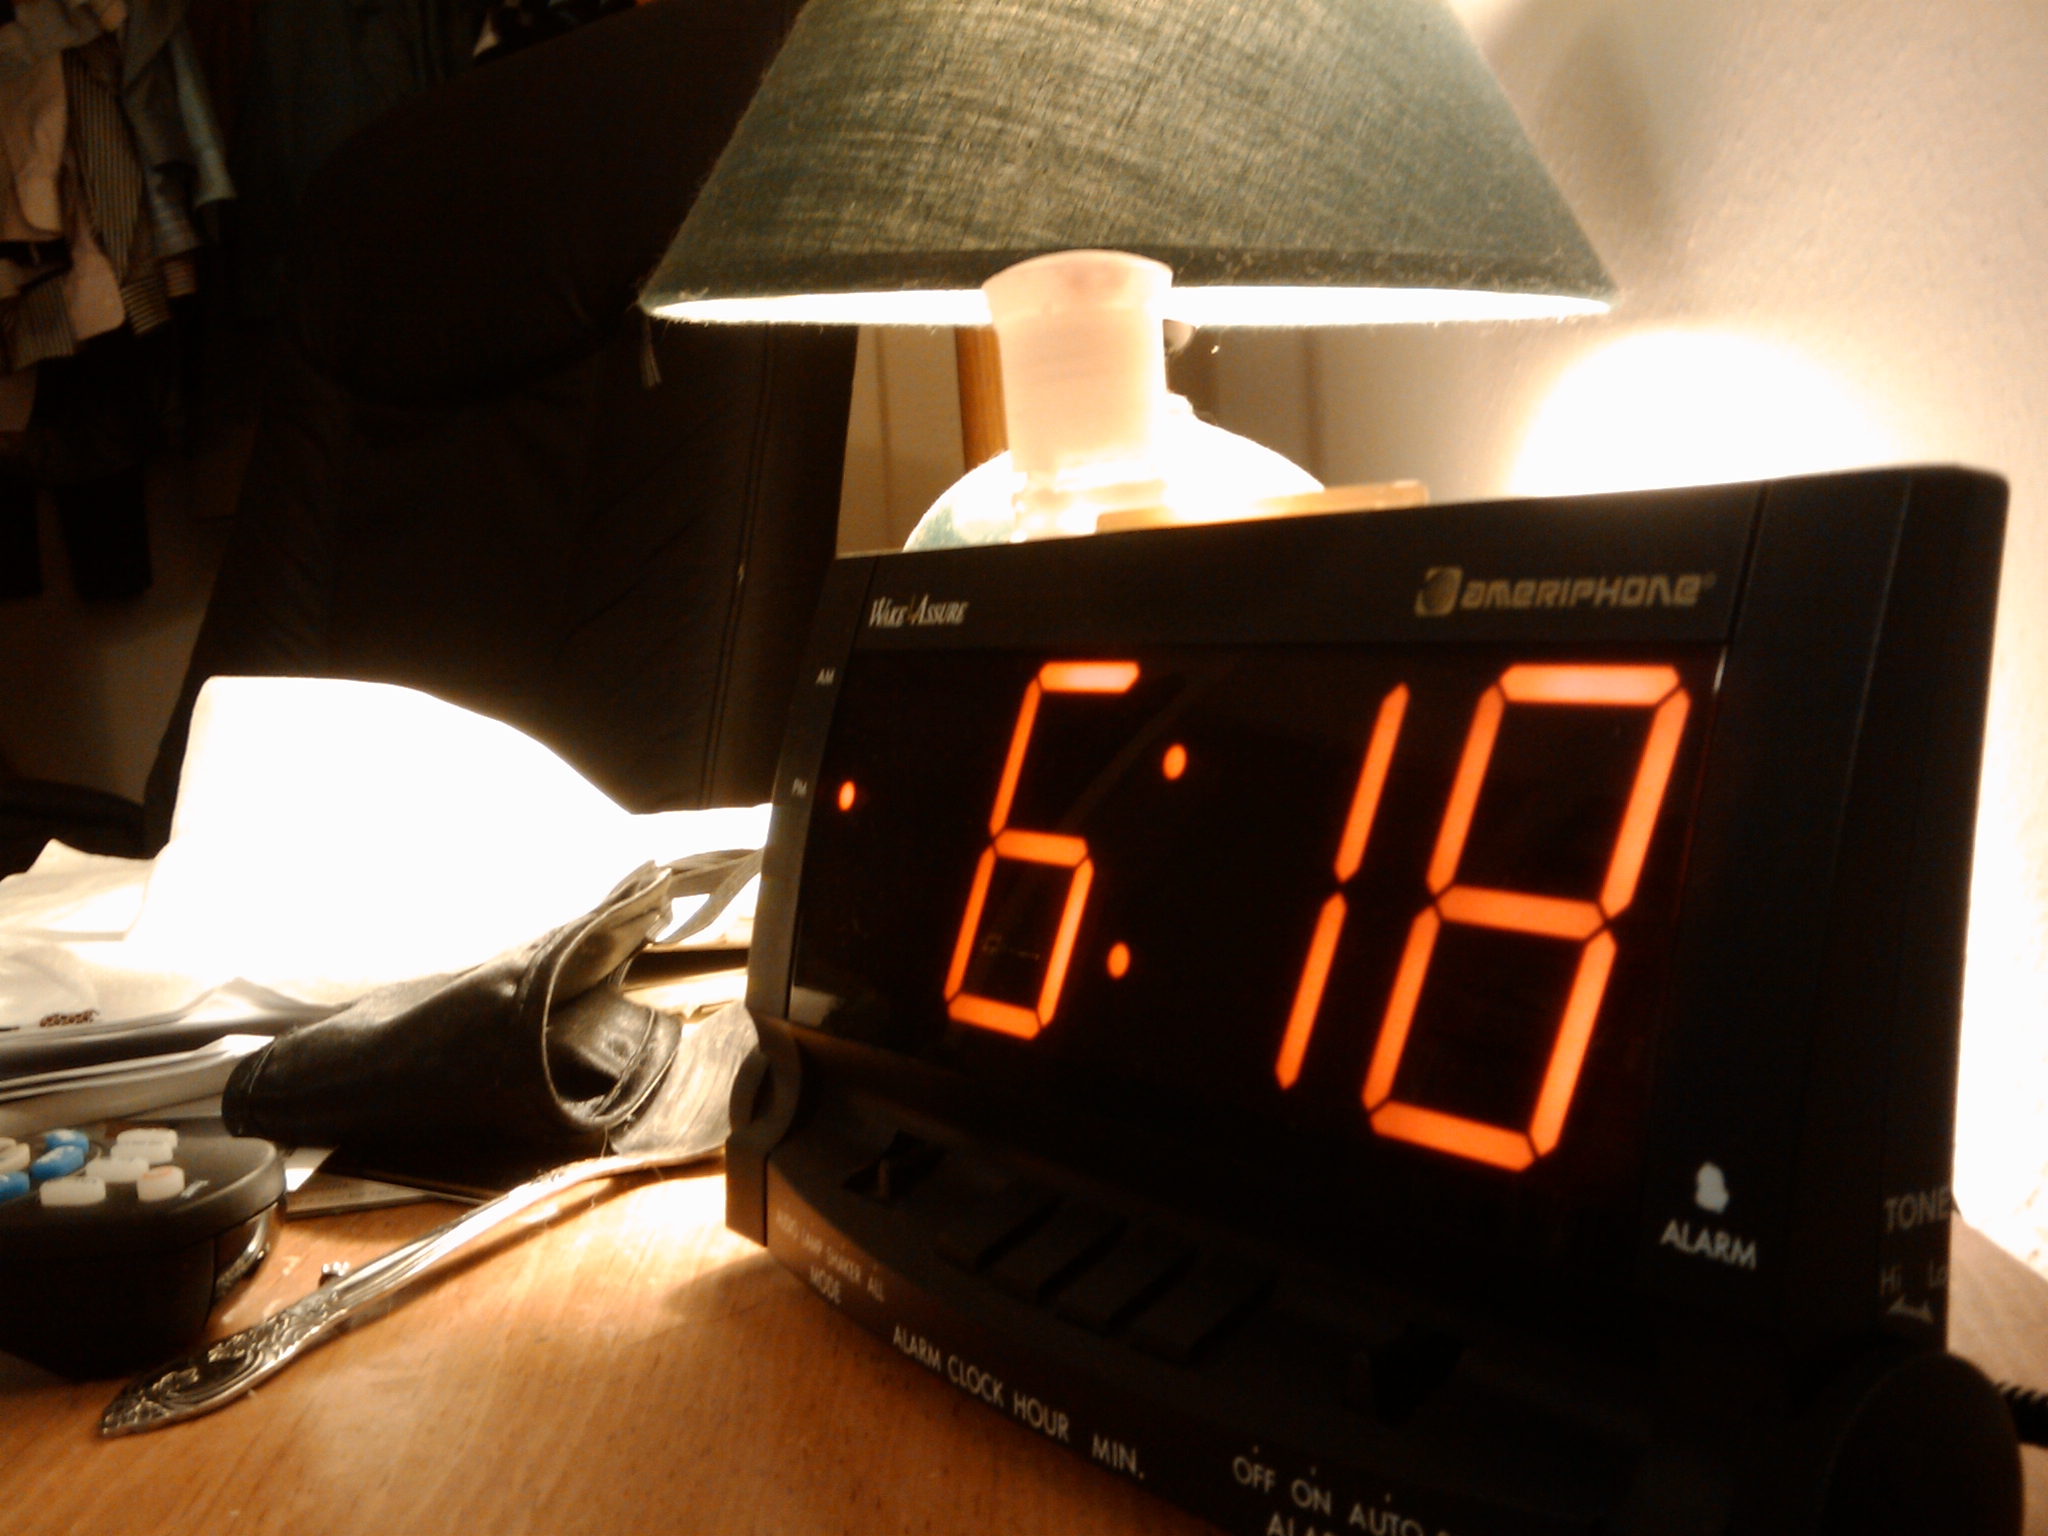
[729,467,2019,1535]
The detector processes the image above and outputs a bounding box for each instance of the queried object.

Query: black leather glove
[221,849,759,1163]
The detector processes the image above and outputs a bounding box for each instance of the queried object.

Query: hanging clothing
[65,37,173,337]
[0,50,64,238]
[9,324,181,598]
[0,0,126,86]
[0,15,229,604]
[120,0,231,262]
[0,0,237,603]
[5,262,69,371]
[60,163,127,343]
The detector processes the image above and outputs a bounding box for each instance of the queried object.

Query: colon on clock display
[791,642,1721,1276]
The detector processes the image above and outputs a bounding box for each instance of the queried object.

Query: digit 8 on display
[944,662,1139,1039]
[1277,665,1691,1171]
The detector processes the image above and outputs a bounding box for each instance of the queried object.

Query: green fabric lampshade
[640,0,1614,327]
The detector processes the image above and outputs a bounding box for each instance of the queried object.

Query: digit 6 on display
[944,661,1140,1039]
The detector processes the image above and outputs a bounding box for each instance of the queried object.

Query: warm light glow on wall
[1508,331,1894,497]
[1955,717,2048,1257]
[1507,326,2048,1267]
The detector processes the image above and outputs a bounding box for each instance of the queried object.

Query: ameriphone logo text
[868,594,970,629]
[1416,566,1717,618]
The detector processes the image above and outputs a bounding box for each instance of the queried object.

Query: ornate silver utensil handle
[101,1146,706,1436]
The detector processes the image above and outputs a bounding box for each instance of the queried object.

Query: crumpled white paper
[0,677,767,1034]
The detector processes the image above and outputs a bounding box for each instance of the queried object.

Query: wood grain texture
[0,1169,1205,1536]
[2,1180,2042,1535]
[1949,1219,2048,1532]
[953,327,1007,470]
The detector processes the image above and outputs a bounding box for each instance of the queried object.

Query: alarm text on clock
[1660,1218,1760,1270]
[868,594,970,629]
[1415,565,1715,618]
[890,1323,1089,1453]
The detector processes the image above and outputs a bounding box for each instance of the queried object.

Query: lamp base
[902,405,1328,550]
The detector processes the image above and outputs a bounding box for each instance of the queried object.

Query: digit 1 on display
[944,661,1139,1039]
[1275,685,1410,1088]
[1364,665,1690,1170]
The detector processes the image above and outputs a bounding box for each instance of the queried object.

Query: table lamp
[639,0,1613,540]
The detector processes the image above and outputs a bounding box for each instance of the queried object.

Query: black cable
[1999,1380,2048,1447]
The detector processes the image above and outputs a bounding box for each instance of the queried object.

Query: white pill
[115,1127,177,1151]
[40,1176,106,1207]
[0,1142,26,1177]
[83,1155,150,1184]
[136,1165,186,1203]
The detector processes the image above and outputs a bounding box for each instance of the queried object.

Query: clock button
[39,1175,106,1208]
[29,1144,85,1181]
[990,1200,1122,1301]
[1344,1323,1466,1426]
[846,1132,943,1202]
[82,1155,150,1185]
[935,1179,1057,1272]
[136,1165,187,1202]
[1051,1224,1193,1333]
[1127,1254,1271,1364]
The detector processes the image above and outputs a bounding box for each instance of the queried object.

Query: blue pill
[0,1171,28,1206]
[42,1129,88,1150]
[30,1144,85,1180]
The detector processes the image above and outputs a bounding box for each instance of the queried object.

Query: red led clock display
[929,659,1693,1176]
[793,642,1716,1228]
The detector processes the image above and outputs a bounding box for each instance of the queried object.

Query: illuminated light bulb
[1107,943,1131,979]
[1162,744,1187,780]
[1508,330,1893,497]
[837,781,857,812]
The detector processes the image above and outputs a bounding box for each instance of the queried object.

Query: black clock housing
[729,467,2018,1535]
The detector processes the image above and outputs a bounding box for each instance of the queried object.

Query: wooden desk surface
[3,1170,2046,1536]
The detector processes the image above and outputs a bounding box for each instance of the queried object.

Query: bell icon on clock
[1694,1162,1731,1215]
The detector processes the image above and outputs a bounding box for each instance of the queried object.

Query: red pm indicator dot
[836,780,857,811]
